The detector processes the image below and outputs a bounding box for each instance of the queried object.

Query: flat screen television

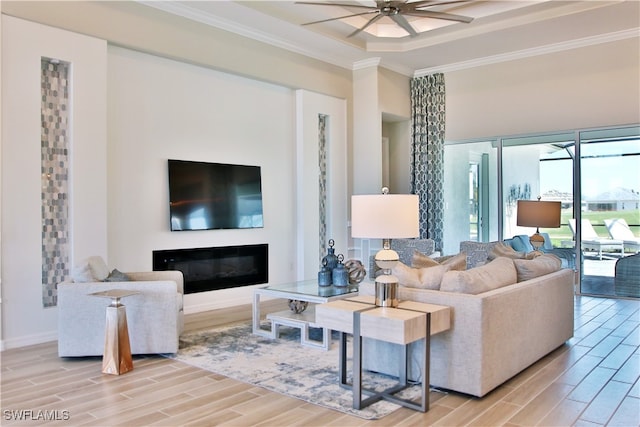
[168,159,264,231]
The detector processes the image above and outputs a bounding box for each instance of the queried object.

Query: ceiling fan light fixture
[297,0,474,38]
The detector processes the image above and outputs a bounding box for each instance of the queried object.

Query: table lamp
[516,198,561,251]
[351,188,419,307]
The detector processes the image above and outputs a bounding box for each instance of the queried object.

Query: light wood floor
[1,296,638,426]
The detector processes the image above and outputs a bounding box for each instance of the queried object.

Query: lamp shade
[351,194,420,239]
[516,200,561,228]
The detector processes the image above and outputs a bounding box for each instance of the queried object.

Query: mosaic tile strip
[41,59,70,307]
[410,74,446,251]
[318,114,328,266]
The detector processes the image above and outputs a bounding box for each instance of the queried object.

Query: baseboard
[1,330,57,351]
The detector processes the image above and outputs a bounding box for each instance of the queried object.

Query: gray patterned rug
[171,322,422,419]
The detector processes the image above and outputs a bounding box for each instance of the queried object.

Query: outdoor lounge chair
[568,219,624,260]
[604,218,640,254]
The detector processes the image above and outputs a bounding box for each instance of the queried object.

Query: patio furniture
[604,218,640,254]
[568,219,624,260]
[614,253,640,297]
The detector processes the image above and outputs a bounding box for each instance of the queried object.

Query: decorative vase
[332,254,349,287]
[318,259,332,286]
[322,239,339,272]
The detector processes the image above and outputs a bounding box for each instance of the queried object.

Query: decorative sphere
[344,259,366,285]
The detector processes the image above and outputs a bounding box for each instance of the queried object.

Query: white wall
[107,46,298,314]
[446,38,640,140]
[1,16,107,349]
[1,19,349,348]
[295,90,348,279]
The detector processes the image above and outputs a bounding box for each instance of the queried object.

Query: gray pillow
[104,269,130,282]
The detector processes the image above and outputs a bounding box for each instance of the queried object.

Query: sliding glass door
[444,124,640,299]
[578,127,640,297]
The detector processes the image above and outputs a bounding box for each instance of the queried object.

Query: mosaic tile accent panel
[41,59,70,308]
[318,114,328,265]
[410,74,446,251]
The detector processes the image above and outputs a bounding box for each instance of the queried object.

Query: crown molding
[137,1,356,71]
[352,57,381,70]
[414,28,639,77]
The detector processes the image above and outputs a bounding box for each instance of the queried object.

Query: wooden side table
[315,295,450,412]
[89,289,139,375]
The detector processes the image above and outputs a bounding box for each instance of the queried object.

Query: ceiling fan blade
[301,10,380,26]
[403,10,473,23]
[295,1,378,10]
[348,13,383,37]
[390,14,418,37]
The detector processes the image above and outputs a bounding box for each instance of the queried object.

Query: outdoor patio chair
[614,252,640,297]
[568,219,624,260]
[604,218,640,254]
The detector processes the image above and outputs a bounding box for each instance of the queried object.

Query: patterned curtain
[410,74,446,251]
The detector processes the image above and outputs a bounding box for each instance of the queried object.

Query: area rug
[171,322,422,419]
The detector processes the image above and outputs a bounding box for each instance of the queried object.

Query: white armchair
[58,261,184,357]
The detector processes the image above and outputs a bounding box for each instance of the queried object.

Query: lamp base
[529,232,545,250]
[375,276,398,307]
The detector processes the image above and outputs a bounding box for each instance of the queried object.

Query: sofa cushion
[513,254,562,282]
[392,261,448,290]
[412,250,467,271]
[440,257,517,294]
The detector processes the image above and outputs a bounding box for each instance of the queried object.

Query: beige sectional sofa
[359,241,575,397]
[58,257,184,357]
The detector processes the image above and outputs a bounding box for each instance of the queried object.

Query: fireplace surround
[153,244,268,294]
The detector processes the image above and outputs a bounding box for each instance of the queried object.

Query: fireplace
[153,244,268,294]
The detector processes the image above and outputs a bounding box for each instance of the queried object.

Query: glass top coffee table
[252,280,358,350]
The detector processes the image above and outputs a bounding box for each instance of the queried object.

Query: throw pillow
[440,257,517,295]
[411,250,439,268]
[487,242,526,261]
[392,261,448,290]
[105,269,131,282]
[437,252,467,271]
[513,253,562,282]
[87,256,110,281]
[412,250,467,271]
[71,262,94,283]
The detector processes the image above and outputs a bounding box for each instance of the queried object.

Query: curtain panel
[410,74,446,251]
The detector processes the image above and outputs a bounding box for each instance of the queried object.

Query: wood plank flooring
[1,295,638,426]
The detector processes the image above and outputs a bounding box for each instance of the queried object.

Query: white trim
[413,28,640,77]
[353,57,381,70]
[138,0,356,71]
[1,332,58,351]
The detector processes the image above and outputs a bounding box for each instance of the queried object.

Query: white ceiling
[140,1,640,76]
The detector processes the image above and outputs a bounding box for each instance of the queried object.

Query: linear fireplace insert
[153,244,268,294]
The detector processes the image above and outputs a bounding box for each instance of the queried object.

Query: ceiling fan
[296,0,474,38]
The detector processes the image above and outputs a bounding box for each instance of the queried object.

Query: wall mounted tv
[168,159,264,231]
